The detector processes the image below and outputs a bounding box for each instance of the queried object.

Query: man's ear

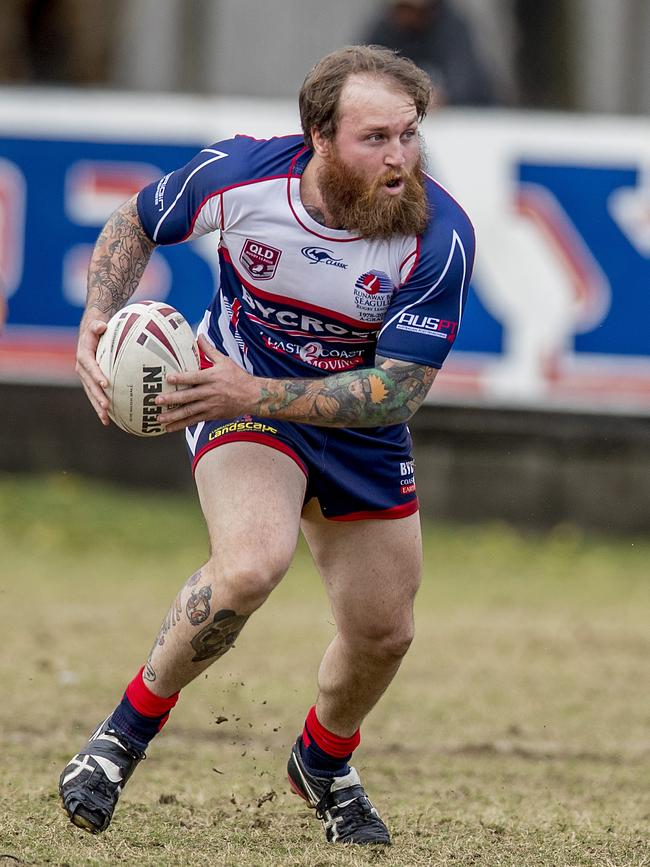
[311,127,332,158]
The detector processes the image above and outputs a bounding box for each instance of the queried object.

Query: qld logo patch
[240,238,282,280]
[353,270,394,321]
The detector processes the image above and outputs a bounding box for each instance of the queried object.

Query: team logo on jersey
[353,270,394,321]
[240,239,282,280]
[301,246,347,269]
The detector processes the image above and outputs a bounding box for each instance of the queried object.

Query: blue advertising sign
[1,99,649,414]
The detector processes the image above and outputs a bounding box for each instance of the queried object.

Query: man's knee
[205,548,292,610]
[347,621,415,665]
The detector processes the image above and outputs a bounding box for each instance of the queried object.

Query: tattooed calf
[156,590,184,647]
[185,569,202,588]
[190,609,249,663]
[186,585,212,626]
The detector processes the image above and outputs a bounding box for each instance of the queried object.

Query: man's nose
[384,141,406,168]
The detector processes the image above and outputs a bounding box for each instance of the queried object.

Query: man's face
[315,75,429,240]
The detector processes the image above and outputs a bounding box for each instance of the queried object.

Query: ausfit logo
[396,312,457,341]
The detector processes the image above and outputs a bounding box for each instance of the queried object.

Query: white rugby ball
[96,301,200,436]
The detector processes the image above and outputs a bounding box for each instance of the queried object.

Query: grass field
[0,472,648,866]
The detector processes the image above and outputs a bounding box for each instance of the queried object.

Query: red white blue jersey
[136,134,475,379]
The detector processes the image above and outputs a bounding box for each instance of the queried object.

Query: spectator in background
[0,0,119,86]
[361,0,499,107]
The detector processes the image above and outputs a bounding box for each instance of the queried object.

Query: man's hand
[156,336,258,432]
[76,317,110,425]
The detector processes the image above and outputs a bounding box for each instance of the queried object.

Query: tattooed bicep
[113,194,155,246]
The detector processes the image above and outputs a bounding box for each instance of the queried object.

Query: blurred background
[1,0,649,114]
[1,0,650,531]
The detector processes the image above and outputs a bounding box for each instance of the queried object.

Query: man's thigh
[195,441,307,574]
[301,503,422,634]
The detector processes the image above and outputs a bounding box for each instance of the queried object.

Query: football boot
[59,717,144,833]
[287,737,391,845]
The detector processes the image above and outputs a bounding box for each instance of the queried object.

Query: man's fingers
[161,401,211,432]
[81,380,110,425]
[166,369,204,388]
[197,333,224,360]
[156,380,210,406]
[77,357,111,423]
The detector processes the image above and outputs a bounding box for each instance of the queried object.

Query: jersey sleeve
[136,139,254,245]
[376,209,475,369]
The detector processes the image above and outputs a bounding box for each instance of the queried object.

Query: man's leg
[143,442,306,696]
[287,504,422,844]
[60,442,306,833]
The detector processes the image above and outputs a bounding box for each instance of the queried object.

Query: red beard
[317,148,429,240]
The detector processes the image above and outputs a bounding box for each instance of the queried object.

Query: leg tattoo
[190,609,249,663]
[186,585,212,626]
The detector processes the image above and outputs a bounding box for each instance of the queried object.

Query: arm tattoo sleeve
[86,195,156,317]
[255,355,438,427]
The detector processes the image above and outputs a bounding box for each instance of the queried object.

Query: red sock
[110,667,179,752]
[125,667,179,723]
[300,705,360,776]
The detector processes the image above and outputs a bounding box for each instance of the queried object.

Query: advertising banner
[1,90,648,414]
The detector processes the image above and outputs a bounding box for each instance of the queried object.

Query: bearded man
[60,45,475,845]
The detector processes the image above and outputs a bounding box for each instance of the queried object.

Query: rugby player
[60,45,475,845]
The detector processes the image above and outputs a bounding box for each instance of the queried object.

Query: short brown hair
[299,45,432,149]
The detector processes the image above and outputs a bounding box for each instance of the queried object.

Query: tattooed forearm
[190,609,250,663]
[86,195,155,317]
[255,355,437,427]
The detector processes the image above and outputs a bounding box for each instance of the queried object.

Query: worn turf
[0,473,648,866]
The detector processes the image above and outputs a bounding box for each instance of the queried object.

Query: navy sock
[108,667,179,754]
[299,735,351,778]
[110,695,167,754]
[299,706,360,778]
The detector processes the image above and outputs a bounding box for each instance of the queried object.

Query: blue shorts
[185,416,419,521]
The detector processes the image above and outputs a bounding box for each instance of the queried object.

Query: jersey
[136,134,475,382]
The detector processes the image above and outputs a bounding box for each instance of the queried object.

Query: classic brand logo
[301,246,347,269]
[240,239,282,280]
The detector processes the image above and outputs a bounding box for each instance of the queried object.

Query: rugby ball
[96,301,200,436]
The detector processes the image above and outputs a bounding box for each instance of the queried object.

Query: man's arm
[255,355,437,427]
[84,195,155,320]
[76,195,156,424]
[157,340,438,431]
